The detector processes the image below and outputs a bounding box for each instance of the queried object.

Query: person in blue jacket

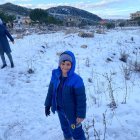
[45,51,86,140]
[0,18,14,69]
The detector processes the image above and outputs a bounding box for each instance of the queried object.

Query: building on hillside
[99,20,107,25]
[114,19,127,27]
[22,16,31,24]
[130,11,140,20]
[64,16,98,27]
[63,16,82,26]
[14,15,31,25]
[126,20,138,26]
[125,11,140,26]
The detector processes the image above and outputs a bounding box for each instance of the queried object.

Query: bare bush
[85,57,90,67]
[119,51,129,63]
[128,56,140,73]
[104,73,117,110]
[103,111,107,140]
[84,119,100,140]
[84,121,92,140]
[133,61,140,72]
[121,64,132,80]
[120,65,132,104]
[88,78,93,83]
[26,58,36,74]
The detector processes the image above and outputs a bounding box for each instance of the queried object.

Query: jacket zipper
[61,77,68,113]
[55,77,60,111]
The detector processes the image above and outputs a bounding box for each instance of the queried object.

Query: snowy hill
[46,6,102,21]
[0,27,140,140]
[0,3,31,16]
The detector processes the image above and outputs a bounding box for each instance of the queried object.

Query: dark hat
[59,53,72,65]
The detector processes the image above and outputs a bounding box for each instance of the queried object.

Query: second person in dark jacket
[0,18,14,69]
[45,51,86,140]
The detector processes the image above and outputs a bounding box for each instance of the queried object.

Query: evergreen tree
[105,22,115,29]
[134,17,140,26]
[47,16,63,25]
[0,11,15,23]
[30,9,48,24]
[119,22,125,28]
[138,20,140,26]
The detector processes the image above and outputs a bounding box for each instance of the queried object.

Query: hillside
[0,3,31,16]
[0,3,102,23]
[47,6,102,21]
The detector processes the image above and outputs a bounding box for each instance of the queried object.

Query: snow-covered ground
[0,27,140,140]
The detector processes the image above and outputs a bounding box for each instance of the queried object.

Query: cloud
[18,3,60,9]
[92,0,122,7]
[91,7,137,19]
[17,0,122,10]
[18,3,33,8]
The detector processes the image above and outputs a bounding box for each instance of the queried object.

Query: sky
[0,0,140,19]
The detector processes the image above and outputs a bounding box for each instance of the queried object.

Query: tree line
[0,11,15,23]
[29,9,62,25]
[0,9,62,25]
[0,9,140,27]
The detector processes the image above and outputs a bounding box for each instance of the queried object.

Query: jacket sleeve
[5,27,14,42]
[44,81,53,107]
[74,77,86,118]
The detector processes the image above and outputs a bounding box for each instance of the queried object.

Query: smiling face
[60,61,72,77]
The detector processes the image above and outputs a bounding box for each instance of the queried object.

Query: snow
[0,27,140,140]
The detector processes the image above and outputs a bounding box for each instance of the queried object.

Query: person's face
[60,61,72,76]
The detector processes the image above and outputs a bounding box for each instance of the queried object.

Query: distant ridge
[0,3,31,16]
[46,6,102,21]
[0,3,102,22]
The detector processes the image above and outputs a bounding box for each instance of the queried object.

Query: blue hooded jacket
[45,51,86,120]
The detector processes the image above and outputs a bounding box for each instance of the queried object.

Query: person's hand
[76,117,84,124]
[45,106,50,117]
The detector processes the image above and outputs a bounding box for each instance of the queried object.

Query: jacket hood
[54,51,76,78]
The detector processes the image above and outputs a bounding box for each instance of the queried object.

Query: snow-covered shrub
[106,58,113,62]
[65,28,78,34]
[119,51,129,63]
[27,68,34,74]
[96,29,105,34]
[16,34,24,39]
[78,32,94,38]
[121,64,132,80]
[128,53,140,72]
[133,61,140,72]
[104,73,117,109]
[81,45,88,48]
[56,52,63,56]
[88,78,93,83]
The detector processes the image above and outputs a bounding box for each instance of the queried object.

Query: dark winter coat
[0,24,14,54]
[45,51,86,120]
